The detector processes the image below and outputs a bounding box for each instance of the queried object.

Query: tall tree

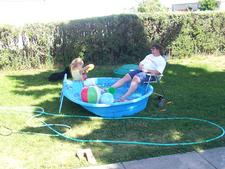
[137,0,167,13]
[199,0,218,11]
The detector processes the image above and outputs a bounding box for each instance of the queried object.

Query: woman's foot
[98,87,107,93]
[120,96,128,102]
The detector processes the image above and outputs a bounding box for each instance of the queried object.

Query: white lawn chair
[145,73,166,107]
[145,55,167,107]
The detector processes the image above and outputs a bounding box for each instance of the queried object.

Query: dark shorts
[128,69,156,83]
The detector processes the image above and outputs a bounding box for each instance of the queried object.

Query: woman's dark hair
[152,43,163,55]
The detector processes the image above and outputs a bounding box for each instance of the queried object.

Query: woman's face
[151,47,159,55]
[151,47,155,54]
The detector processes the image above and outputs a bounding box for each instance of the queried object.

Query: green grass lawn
[0,55,225,169]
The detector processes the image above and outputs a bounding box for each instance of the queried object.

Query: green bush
[0,12,225,69]
[199,0,218,11]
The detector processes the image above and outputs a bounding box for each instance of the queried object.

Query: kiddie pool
[59,75,153,118]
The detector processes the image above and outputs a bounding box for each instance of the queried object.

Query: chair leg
[155,77,166,107]
[145,74,152,92]
[157,81,166,98]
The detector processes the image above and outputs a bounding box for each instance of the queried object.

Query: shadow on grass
[7,70,58,88]
[6,63,225,164]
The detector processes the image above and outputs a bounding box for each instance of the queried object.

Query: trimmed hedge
[0,12,225,69]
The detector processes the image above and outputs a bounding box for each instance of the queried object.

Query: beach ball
[81,86,101,103]
[100,92,114,104]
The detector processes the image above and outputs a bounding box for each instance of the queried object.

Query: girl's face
[76,62,83,69]
[71,62,83,70]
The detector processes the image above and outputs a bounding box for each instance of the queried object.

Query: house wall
[172,2,200,11]
[172,0,225,11]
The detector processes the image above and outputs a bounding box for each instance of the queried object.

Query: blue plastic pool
[60,76,153,118]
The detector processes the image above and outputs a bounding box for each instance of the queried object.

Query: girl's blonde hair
[70,58,84,71]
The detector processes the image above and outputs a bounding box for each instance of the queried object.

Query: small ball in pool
[100,93,114,104]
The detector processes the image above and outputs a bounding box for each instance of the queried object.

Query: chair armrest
[146,73,163,78]
[146,73,163,82]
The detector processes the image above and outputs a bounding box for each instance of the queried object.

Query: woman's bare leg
[111,74,131,88]
[120,76,141,101]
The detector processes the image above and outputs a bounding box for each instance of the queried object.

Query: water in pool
[63,78,150,104]
[84,78,148,103]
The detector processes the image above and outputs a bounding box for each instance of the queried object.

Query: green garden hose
[0,106,224,146]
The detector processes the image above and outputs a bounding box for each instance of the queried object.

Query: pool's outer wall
[61,77,153,118]
[81,96,150,117]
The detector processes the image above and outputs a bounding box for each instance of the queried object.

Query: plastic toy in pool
[59,74,153,118]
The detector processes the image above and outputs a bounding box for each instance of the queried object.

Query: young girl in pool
[70,57,94,81]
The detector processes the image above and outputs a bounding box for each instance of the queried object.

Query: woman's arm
[139,63,144,70]
[142,69,161,75]
[140,65,160,75]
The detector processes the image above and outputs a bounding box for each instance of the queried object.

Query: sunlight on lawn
[169,55,225,72]
[0,156,24,169]
[69,119,104,137]
[169,130,183,141]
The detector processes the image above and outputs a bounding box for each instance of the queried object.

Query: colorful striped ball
[81,86,101,103]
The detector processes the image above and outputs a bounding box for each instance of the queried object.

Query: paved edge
[78,147,225,169]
